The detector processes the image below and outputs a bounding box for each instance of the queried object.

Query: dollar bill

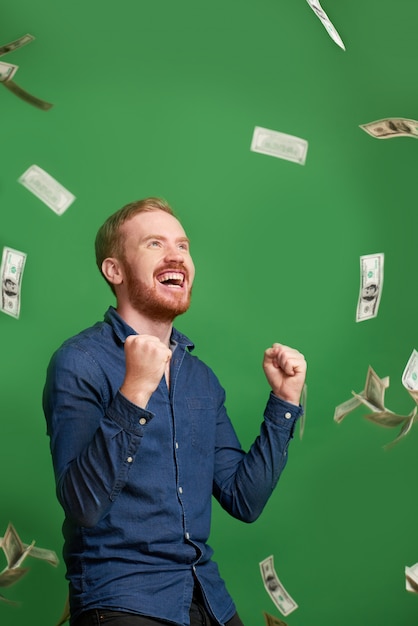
[406,563,418,593]
[335,367,391,423]
[364,366,388,410]
[0,523,59,567]
[0,61,18,82]
[356,253,384,322]
[55,593,70,626]
[250,126,308,166]
[0,34,49,110]
[0,567,29,588]
[260,555,298,616]
[344,367,389,416]
[351,390,383,413]
[306,0,345,50]
[0,247,27,319]
[2,523,25,567]
[334,393,363,423]
[1,523,34,569]
[402,349,418,404]
[299,384,307,439]
[0,523,59,603]
[19,164,75,215]
[360,118,418,139]
[3,79,53,110]
[349,387,417,449]
[0,33,35,57]
[29,545,59,567]
[263,611,288,626]
[0,523,33,589]
[363,408,412,428]
[383,409,417,451]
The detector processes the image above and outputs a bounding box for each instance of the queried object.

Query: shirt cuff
[264,392,304,427]
[106,390,154,434]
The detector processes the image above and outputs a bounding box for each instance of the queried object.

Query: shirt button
[127,456,133,463]
[284,412,292,419]
[175,442,179,449]
[179,487,183,494]
[185,532,190,539]
[139,418,147,425]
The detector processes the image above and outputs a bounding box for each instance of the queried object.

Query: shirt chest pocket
[186,396,217,457]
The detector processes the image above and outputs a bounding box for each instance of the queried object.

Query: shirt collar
[104,306,195,351]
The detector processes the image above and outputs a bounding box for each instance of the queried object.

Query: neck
[116,303,174,347]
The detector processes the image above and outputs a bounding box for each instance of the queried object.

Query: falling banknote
[362,365,387,411]
[299,383,307,439]
[360,407,415,429]
[334,365,418,448]
[381,408,417,450]
[3,80,54,110]
[0,34,52,110]
[0,34,35,57]
[0,35,31,106]
[334,366,390,423]
[19,164,75,215]
[360,118,418,139]
[250,126,308,165]
[0,61,18,82]
[356,253,384,322]
[0,523,59,568]
[260,555,298,617]
[0,523,33,588]
[402,349,418,404]
[263,612,288,626]
[306,0,345,50]
[406,563,418,593]
[0,522,59,603]
[0,246,27,319]
[54,593,70,626]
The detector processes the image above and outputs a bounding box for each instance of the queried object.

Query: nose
[164,243,185,264]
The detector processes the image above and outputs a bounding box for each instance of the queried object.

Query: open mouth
[157,271,185,288]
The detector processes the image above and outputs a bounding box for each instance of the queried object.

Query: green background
[1,0,418,624]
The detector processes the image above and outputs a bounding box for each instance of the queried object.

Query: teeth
[158,272,184,284]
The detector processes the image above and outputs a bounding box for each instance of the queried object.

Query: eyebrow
[142,234,190,244]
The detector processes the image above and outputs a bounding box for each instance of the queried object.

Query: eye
[148,240,161,248]
[178,242,189,251]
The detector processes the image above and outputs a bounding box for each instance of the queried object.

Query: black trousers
[72,586,245,626]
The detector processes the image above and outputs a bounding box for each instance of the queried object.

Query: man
[43,197,307,626]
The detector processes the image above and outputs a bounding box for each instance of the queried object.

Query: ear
[102,257,124,287]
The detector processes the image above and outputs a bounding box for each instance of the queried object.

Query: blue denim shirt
[43,307,303,625]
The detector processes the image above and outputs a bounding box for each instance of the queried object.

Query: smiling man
[43,197,307,626]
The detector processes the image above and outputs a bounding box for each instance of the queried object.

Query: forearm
[213,394,302,523]
[56,400,146,527]
[46,372,151,527]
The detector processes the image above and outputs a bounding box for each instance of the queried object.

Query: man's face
[118,210,195,322]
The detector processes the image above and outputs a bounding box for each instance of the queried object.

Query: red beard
[123,262,192,322]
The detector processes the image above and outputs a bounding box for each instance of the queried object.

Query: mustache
[155,262,187,275]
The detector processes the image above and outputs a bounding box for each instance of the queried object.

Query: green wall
[1,1,418,624]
